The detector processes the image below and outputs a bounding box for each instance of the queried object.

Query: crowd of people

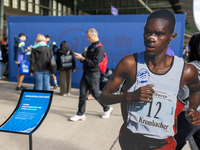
[1,8,200,150]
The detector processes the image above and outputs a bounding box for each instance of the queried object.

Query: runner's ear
[170,33,177,42]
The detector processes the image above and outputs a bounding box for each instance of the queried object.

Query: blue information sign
[0,90,53,134]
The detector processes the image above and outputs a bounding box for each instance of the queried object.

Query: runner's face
[143,18,172,56]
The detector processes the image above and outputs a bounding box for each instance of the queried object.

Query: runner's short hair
[146,9,176,33]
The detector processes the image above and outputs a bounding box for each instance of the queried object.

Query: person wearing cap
[14,33,31,91]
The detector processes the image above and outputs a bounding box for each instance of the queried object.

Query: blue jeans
[34,71,50,91]
[0,61,6,77]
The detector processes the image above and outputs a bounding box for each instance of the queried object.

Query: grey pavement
[0,79,191,150]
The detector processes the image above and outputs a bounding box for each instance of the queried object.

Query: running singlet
[127,51,185,139]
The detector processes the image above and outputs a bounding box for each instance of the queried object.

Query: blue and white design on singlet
[127,51,184,139]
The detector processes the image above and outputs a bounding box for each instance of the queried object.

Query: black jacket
[1,43,8,63]
[82,41,104,72]
[30,42,53,73]
[56,41,76,71]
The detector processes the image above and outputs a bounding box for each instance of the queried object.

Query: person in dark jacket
[70,28,113,121]
[45,35,59,89]
[30,34,53,91]
[56,41,76,96]
[0,37,8,79]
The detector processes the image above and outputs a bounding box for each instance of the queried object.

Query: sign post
[29,134,33,150]
[0,89,53,150]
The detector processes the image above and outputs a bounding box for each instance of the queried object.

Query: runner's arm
[100,54,154,105]
[182,64,200,125]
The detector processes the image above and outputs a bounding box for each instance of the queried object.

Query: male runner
[100,9,200,150]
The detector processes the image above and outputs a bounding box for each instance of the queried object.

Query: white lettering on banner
[139,116,169,130]
[25,95,50,98]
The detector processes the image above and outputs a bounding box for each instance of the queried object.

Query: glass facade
[28,0,33,12]
[53,0,57,16]
[12,0,18,9]
[58,3,62,16]
[35,0,40,14]
[4,0,10,7]
[20,0,26,11]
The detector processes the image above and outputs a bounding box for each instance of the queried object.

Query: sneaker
[70,114,86,122]
[53,84,58,89]
[62,94,67,97]
[16,86,24,91]
[21,85,26,89]
[101,107,113,119]
[67,93,70,95]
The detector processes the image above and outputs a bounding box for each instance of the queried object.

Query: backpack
[47,47,57,74]
[60,51,73,70]
[99,53,108,74]
[96,43,108,74]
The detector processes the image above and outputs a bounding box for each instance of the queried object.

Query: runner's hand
[185,108,200,125]
[127,84,154,103]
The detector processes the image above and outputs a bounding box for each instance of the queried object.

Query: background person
[174,32,200,150]
[29,34,53,91]
[45,35,59,89]
[70,28,113,122]
[56,41,76,96]
[14,33,31,90]
[82,47,94,100]
[0,44,6,79]
[100,9,200,150]
[1,37,9,77]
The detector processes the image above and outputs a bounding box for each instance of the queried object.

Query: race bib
[128,89,177,132]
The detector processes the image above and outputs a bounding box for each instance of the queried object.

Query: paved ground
[0,79,191,150]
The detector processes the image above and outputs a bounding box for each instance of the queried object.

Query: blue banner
[8,14,186,88]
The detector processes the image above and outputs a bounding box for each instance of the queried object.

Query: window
[53,0,57,16]
[20,0,26,11]
[58,3,62,16]
[12,0,18,9]
[4,0,10,6]
[63,5,67,16]
[28,0,33,12]
[35,0,40,14]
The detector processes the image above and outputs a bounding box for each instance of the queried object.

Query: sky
[193,0,200,31]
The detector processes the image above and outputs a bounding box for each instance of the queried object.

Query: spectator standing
[0,43,6,79]
[1,37,9,77]
[56,41,76,96]
[70,28,113,121]
[45,35,59,89]
[14,33,31,90]
[29,34,53,91]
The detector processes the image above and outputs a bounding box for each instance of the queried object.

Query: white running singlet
[127,51,185,139]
